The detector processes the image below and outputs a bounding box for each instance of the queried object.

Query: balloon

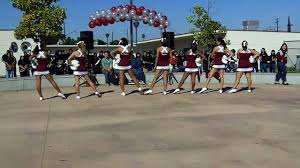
[157,12,162,18]
[100,10,106,17]
[118,5,123,9]
[109,18,115,24]
[143,16,149,23]
[122,7,128,14]
[149,12,154,18]
[106,9,112,14]
[96,18,102,26]
[136,8,143,16]
[143,9,150,16]
[148,19,154,26]
[120,17,126,22]
[164,21,170,27]
[138,15,143,21]
[125,4,130,10]
[139,6,145,11]
[159,24,165,30]
[125,13,131,21]
[116,7,122,14]
[90,15,95,20]
[111,12,116,18]
[89,21,96,28]
[103,19,109,26]
[111,6,117,12]
[154,21,160,27]
[100,17,106,24]
[154,15,159,21]
[151,10,157,16]
[115,16,120,22]
[96,12,101,19]
[162,16,168,21]
[131,5,137,11]
[129,9,136,16]
[106,14,112,21]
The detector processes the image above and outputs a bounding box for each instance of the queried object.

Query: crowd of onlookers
[0,47,285,84]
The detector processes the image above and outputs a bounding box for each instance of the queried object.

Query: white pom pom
[249,56,255,63]
[222,55,228,64]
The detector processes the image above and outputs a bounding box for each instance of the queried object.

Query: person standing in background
[269,50,276,73]
[18,55,30,77]
[101,51,113,86]
[2,50,15,79]
[260,48,269,73]
[275,43,289,85]
[132,52,145,84]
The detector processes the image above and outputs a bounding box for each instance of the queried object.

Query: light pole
[105,33,110,48]
[134,21,139,53]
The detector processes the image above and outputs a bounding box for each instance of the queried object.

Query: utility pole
[287,16,293,32]
[207,0,211,16]
[275,18,279,32]
[130,0,134,55]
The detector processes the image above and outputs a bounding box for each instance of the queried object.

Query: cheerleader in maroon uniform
[30,42,66,101]
[274,43,289,85]
[173,41,204,94]
[110,38,142,96]
[199,38,233,94]
[144,38,172,95]
[228,41,259,93]
[68,41,101,99]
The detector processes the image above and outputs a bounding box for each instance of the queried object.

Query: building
[0,29,34,77]
[243,20,260,31]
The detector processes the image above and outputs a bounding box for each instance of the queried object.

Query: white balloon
[120,13,125,19]
[125,13,131,21]
[149,12,154,18]
[157,12,162,17]
[90,15,94,20]
[106,15,111,21]
[164,21,170,27]
[149,19,154,26]
[143,9,150,16]
[100,10,106,17]
[143,16,149,23]
[122,7,128,14]
[129,9,136,16]
[106,9,112,14]
[115,16,120,22]
[154,15,159,21]
[159,24,165,30]
[111,12,116,18]
[138,15,143,21]
[116,7,122,14]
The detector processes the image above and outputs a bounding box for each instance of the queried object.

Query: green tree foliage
[187,5,226,48]
[11,0,66,43]
[97,39,106,45]
[63,37,78,45]
[110,40,120,45]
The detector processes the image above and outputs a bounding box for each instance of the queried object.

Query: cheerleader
[173,40,204,94]
[29,42,66,101]
[68,41,101,99]
[228,41,259,93]
[144,38,172,95]
[110,38,142,96]
[199,38,233,94]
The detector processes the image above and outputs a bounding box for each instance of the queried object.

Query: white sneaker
[219,89,223,94]
[228,89,237,93]
[191,91,196,94]
[173,89,180,94]
[144,90,153,95]
[39,97,43,101]
[199,88,208,94]
[76,95,81,100]
[95,92,102,97]
[58,93,66,99]
[121,92,126,96]
[247,89,252,93]
[163,91,167,95]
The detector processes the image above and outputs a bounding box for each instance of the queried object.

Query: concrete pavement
[0,84,300,168]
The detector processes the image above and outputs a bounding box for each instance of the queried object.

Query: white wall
[0,30,34,77]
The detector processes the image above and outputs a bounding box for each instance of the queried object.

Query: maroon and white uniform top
[118,45,131,67]
[34,51,50,76]
[276,50,288,64]
[185,51,199,73]
[73,50,88,76]
[237,49,254,72]
[156,47,170,70]
[212,46,226,69]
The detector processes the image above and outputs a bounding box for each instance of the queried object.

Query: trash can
[296,55,300,70]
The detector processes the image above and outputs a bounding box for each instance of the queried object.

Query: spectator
[177,50,185,72]
[132,52,145,84]
[227,49,237,72]
[260,48,269,73]
[275,43,289,85]
[2,50,16,78]
[143,52,154,72]
[269,50,276,73]
[18,55,30,77]
[170,50,179,72]
[101,51,113,85]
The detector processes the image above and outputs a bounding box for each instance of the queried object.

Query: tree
[63,37,78,45]
[97,39,106,45]
[11,0,66,44]
[110,40,120,45]
[187,5,226,49]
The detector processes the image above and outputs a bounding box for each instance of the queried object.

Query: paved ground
[0,84,300,168]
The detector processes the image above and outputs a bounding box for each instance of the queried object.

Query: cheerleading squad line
[30,37,288,100]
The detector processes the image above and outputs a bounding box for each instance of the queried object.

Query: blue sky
[1,0,299,41]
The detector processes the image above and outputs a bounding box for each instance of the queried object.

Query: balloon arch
[88,5,170,30]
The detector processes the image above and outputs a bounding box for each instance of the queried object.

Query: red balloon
[139,6,145,11]
[109,18,115,24]
[111,6,117,12]
[96,19,102,26]
[120,18,126,22]
[136,8,143,16]
[162,16,168,21]
[89,21,96,28]
[131,5,137,11]
[154,21,160,27]
[102,18,108,26]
